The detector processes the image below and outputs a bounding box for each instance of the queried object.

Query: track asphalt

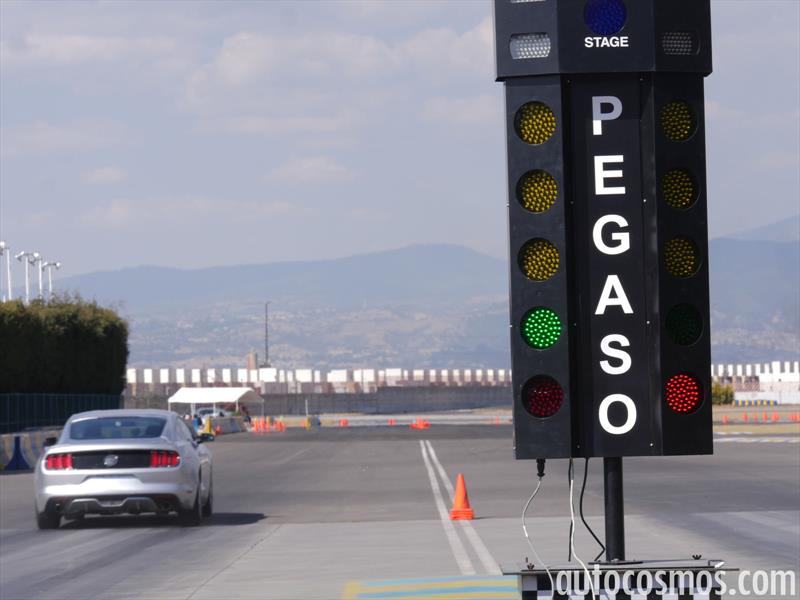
[1,425,798,599]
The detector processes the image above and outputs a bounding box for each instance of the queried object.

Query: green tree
[0,296,128,394]
[711,381,734,405]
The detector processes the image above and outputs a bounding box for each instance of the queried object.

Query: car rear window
[69,417,166,440]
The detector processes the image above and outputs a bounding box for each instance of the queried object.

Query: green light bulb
[521,307,562,349]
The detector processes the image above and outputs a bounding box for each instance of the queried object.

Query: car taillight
[45,453,73,470]
[149,450,180,468]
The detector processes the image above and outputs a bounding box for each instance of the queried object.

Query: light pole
[35,254,45,299]
[14,251,38,305]
[262,301,271,368]
[0,241,11,301]
[42,261,62,299]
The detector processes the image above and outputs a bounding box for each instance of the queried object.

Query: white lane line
[269,447,311,466]
[419,440,475,575]
[714,437,800,443]
[424,440,502,575]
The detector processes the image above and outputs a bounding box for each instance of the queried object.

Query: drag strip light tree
[496,0,713,459]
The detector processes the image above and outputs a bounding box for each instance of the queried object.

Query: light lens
[517,170,558,213]
[660,101,696,142]
[584,0,627,36]
[666,304,702,346]
[665,373,703,414]
[519,239,560,281]
[662,32,696,56]
[664,237,699,277]
[45,453,72,470]
[662,169,697,209]
[522,376,564,418]
[514,102,556,145]
[521,307,562,349]
[510,33,551,59]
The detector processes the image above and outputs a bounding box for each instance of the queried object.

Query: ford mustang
[34,409,213,529]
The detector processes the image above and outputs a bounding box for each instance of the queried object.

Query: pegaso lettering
[585,36,629,49]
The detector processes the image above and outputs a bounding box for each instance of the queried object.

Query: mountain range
[55,215,799,368]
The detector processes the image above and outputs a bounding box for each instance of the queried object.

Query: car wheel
[181,486,203,527]
[202,476,213,518]
[36,507,60,530]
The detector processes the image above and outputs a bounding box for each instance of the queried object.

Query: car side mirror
[43,437,58,447]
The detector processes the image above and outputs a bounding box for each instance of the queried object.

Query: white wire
[522,477,555,594]
[569,458,597,600]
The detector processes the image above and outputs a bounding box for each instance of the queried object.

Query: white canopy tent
[166,387,262,416]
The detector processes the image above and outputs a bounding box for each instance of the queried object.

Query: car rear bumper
[46,494,184,516]
[35,474,196,514]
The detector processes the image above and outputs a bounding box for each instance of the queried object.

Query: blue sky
[1,0,798,276]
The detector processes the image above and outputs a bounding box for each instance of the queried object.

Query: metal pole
[47,267,53,298]
[264,301,270,368]
[37,258,44,299]
[5,250,11,301]
[24,260,30,304]
[603,456,625,561]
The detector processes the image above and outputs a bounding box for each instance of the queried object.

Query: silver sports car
[34,409,213,529]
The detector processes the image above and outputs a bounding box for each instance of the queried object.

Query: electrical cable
[569,458,597,600]
[567,459,573,561]
[522,460,554,595]
[579,457,606,562]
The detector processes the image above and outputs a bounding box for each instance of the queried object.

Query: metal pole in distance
[264,301,271,368]
[603,456,625,561]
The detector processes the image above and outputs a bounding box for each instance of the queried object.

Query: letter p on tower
[494,0,713,459]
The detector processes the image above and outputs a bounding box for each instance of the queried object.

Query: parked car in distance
[34,409,213,529]
[197,407,229,419]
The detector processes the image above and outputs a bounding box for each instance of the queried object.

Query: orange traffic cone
[339,418,349,427]
[722,415,729,425]
[450,473,474,520]
[742,413,748,422]
[388,418,397,426]
[215,424,222,435]
[772,412,780,422]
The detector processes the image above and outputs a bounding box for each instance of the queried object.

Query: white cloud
[423,94,501,128]
[77,196,312,230]
[0,34,177,68]
[79,199,132,228]
[84,166,127,185]
[214,113,354,136]
[0,120,126,158]
[267,156,355,184]
[183,18,493,114]
[189,30,395,89]
[397,16,493,77]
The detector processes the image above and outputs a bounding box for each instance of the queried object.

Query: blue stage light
[584,0,627,36]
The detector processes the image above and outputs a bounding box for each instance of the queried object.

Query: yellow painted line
[342,580,362,600]
[358,581,515,593]
[343,591,517,600]
[342,577,518,600]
